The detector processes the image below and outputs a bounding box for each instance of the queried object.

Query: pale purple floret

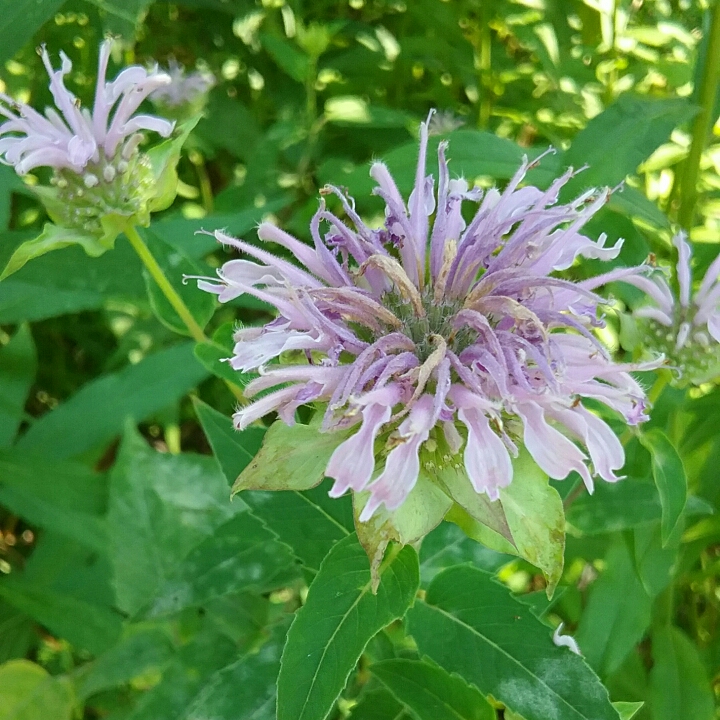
[150,60,215,108]
[197,112,656,519]
[0,40,174,175]
[627,232,720,349]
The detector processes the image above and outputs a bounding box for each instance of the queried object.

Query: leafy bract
[232,415,350,494]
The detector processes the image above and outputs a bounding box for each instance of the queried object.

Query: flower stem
[677,2,720,230]
[125,224,208,343]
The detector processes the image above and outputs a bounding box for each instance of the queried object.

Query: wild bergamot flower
[0,41,176,244]
[197,113,654,521]
[623,232,720,386]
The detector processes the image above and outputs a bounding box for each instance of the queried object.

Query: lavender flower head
[199,113,654,521]
[625,232,720,385]
[0,40,174,236]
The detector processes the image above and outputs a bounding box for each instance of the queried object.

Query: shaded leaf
[0,325,36,447]
[108,426,240,615]
[575,539,652,677]
[182,622,288,720]
[371,658,495,720]
[16,342,208,459]
[649,626,714,720]
[639,429,687,544]
[0,580,122,656]
[147,511,297,616]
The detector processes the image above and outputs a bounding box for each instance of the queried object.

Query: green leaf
[499,450,565,595]
[141,229,215,336]
[76,628,176,701]
[232,416,350,494]
[354,473,451,590]
[349,687,414,720]
[613,702,644,720]
[0,0,67,63]
[261,33,310,82]
[0,325,36,447]
[0,602,34,664]
[575,539,652,677]
[193,323,249,386]
[0,450,106,552]
[146,115,202,213]
[0,660,74,720]
[371,658,495,720]
[562,96,698,194]
[16,342,208,459]
[567,479,669,535]
[193,397,353,572]
[649,626,715,720]
[419,522,510,587]
[0,223,110,281]
[244,483,354,573]
[192,397,264,484]
[407,565,619,720]
[639,429,688,544]
[146,511,297,616]
[181,622,288,720]
[108,426,241,615]
[277,535,419,720]
[0,238,146,324]
[0,579,122,656]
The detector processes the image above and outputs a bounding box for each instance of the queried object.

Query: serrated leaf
[193,398,353,572]
[575,539,652,677]
[232,416,350,494]
[0,660,74,720]
[639,429,687,544]
[108,425,241,615]
[0,325,36,447]
[192,397,265,484]
[407,565,619,720]
[181,622,288,720]
[277,535,419,720]
[146,511,297,616]
[499,450,565,595]
[371,658,495,720]
[649,626,714,720]
[16,342,208,459]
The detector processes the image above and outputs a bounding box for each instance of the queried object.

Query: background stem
[677,2,720,230]
[125,225,208,344]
